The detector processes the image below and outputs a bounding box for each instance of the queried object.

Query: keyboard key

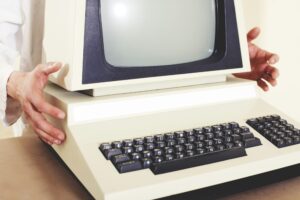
[116,160,143,173]
[145,143,155,150]
[123,147,134,154]
[154,134,164,141]
[112,141,122,149]
[103,148,122,160]
[244,138,262,148]
[144,136,154,143]
[175,131,185,138]
[142,158,152,168]
[151,147,246,174]
[134,138,144,145]
[131,153,142,160]
[111,154,130,164]
[123,139,133,147]
[100,143,111,152]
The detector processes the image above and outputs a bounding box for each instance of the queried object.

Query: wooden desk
[1,137,300,200]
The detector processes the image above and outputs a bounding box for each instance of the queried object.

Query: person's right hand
[7,63,66,145]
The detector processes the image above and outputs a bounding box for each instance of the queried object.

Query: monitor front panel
[82,0,244,84]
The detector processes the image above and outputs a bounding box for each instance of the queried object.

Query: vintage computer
[43,0,300,199]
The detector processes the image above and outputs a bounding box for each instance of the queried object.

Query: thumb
[43,62,62,75]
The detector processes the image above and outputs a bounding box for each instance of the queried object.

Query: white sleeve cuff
[0,67,22,126]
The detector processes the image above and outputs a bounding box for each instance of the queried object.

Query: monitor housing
[43,0,250,96]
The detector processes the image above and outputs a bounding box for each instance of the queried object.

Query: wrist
[7,71,27,100]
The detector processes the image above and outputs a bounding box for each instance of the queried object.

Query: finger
[264,65,280,80]
[25,113,56,145]
[247,27,261,42]
[262,73,277,87]
[33,97,65,119]
[257,79,269,92]
[36,128,62,145]
[25,103,65,141]
[267,54,280,65]
[43,62,62,75]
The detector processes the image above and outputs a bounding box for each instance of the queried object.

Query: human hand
[7,63,66,145]
[234,27,280,91]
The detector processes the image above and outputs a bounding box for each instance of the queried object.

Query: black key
[116,160,142,173]
[229,122,239,129]
[213,138,223,145]
[244,138,262,148]
[154,156,164,163]
[166,139,176,147]
[279,119,288,125]
[225,143,234,149]
[156,141,166,148]
[215,131,224,138]
[216,145,225,151]
[205,132,214,139]
[153,149,163,156]
[231,134,241,141]
[151,147,247,174]
[165,133,175,140]
[142,158,152,168]
[112,141,122,149]
[187,136,196,143]
[204,140,213,146]
[184,143,194,150]
[175,153,185,159]
[142,150,152,158]
[203,126,213,133]
[194,128,204,134]
[194,141,205,148]
[134,138,144,145]
[220,123,231,130]
[285,130,294,137]
[154,134,164,141]
[284,137,293,146]
[223,136,232,143]
[131,152,142,160]
[174,145,184,152]
[271,115,281,120]
[223,130,233,136]
[145,143,155,150]
[165,154,174,161]
[196,148,206,154]
[123,147,134,154]
[240,132,255,140]
[103,148,122,160]
[274,138,285,148]
[195,134,206,141]
[175,131,185,138]
[123,139,133,147]
[111,154,130,164]
[234,140,244,147]
[212,125,222,132]
[164,147,174,154]
[176,137,186,145]
[293,135,300,144]
[186,150,195,157]
[206,146,215,152]
[233,128,241,134]
[144,136,154,143]
[134,145,144,152]
[184,129,194,137]
[100,143,111,152]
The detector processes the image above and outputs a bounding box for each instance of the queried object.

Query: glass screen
[101,0,216,67]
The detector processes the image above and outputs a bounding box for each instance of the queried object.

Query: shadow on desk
[1,136,300,200]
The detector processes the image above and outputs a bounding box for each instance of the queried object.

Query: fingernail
[55,140,61,145]
[59,134,65,140]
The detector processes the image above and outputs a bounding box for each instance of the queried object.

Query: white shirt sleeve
[0,0,24,126]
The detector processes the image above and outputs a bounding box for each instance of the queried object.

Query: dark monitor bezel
[82,0,243,84]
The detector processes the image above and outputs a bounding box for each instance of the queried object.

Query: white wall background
[243,0,300,122]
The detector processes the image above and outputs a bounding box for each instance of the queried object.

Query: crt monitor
[43,0,249,95]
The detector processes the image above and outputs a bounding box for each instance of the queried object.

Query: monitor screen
[102,0,216,67]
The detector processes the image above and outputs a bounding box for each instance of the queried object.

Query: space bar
[150,147,247,175]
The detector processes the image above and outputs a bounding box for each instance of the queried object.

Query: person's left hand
[234,27,280,91]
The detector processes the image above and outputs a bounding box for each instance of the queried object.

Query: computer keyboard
[99,122,262,175]
[247,115,300,148]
